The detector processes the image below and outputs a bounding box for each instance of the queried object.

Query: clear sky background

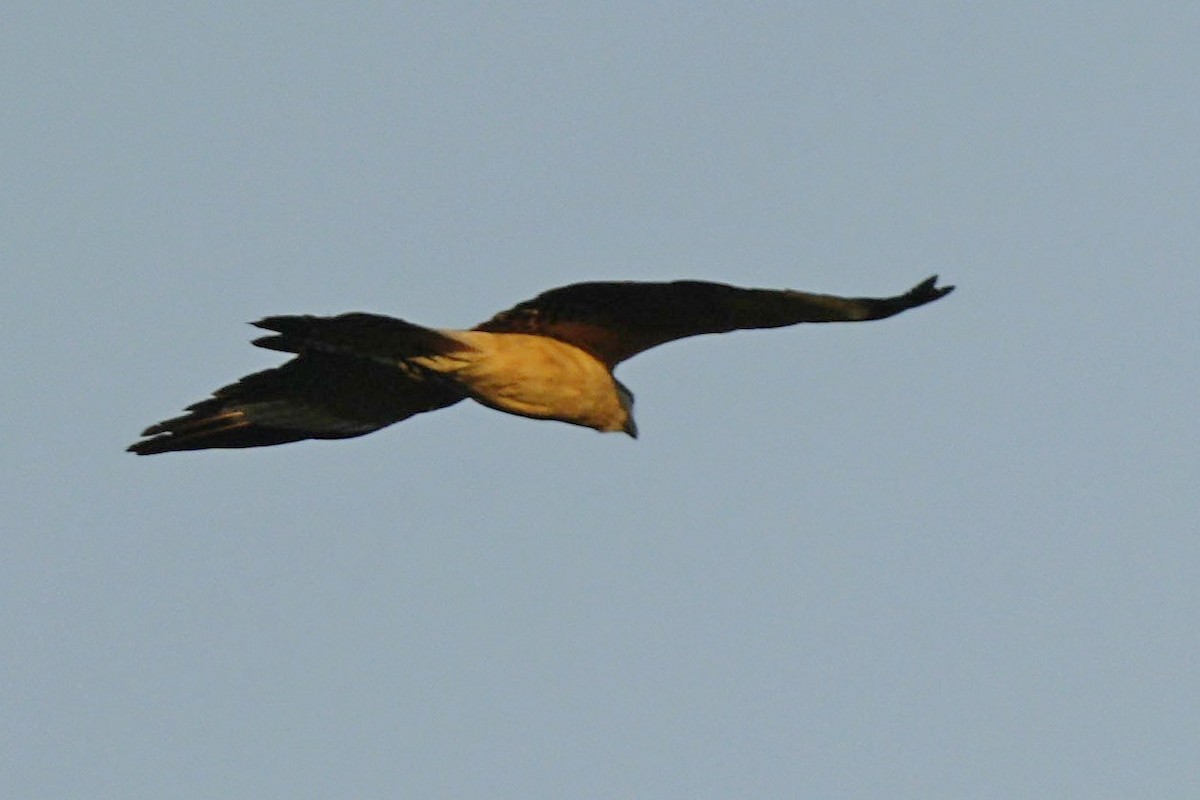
[4,4,1197,798]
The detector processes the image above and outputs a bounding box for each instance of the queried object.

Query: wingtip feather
[910,275,955,303]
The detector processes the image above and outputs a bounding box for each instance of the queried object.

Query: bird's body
[128,276,952,454]
[421,330,635,435]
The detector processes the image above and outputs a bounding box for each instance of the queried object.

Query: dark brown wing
[127,313,470,455]
[475,276,954,366]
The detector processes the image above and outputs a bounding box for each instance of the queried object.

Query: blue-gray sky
[4,4,1197,798]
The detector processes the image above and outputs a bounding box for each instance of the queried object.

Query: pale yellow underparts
[418,330,636,436]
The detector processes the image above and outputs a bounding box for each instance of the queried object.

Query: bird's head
[615,379,637,439]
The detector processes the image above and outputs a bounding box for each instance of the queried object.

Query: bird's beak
[623,417,638,439]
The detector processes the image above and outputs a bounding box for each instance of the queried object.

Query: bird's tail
[250,312,468,360]
[128,313,474,455]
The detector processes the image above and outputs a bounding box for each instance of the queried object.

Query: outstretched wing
[127,313,470,455]
[475,276,954,366]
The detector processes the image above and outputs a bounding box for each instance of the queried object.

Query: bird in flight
[128,276,953,454]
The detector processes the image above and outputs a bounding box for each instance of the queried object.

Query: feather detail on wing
[475,276,954,366]
[127,315,470,455]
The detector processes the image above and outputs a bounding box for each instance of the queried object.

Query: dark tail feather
[250,312,466,357]
[250,314,324,353]
[129,316,468,455]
